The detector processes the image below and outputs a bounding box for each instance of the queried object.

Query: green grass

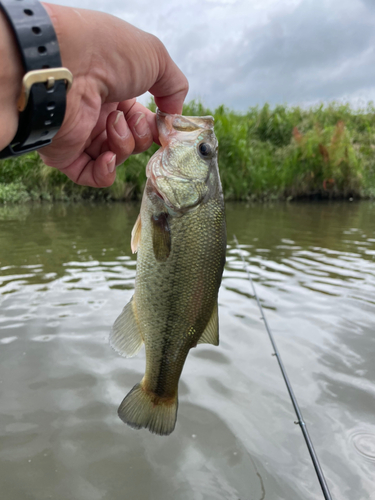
[1,100,375,203]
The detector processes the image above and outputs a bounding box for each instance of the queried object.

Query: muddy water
[0,201,374,500]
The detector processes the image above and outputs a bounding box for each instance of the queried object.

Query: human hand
[35,3,188,187]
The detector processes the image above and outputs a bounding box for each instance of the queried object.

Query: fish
[110,109,226,436]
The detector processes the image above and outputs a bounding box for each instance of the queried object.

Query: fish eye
[198,142,212,158]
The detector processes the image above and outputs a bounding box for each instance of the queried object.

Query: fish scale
[137,201,225,394]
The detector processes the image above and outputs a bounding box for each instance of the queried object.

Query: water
[0,201,374,500]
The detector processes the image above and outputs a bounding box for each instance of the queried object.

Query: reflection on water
[1,201,375,500]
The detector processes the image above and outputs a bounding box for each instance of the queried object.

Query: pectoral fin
[110,297,143,358]
[198,301,219,346]
[152,212,171,262]
[131,214,142,253]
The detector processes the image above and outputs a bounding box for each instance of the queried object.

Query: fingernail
[133,113,148,138]
[107,153,116,174]
[113,111,128,138]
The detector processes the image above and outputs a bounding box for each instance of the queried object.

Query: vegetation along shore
[1,100,375,203]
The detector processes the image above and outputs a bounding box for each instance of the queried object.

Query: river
[0,201,374,500]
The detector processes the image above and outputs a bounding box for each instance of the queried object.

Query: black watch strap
[0,0,72,159]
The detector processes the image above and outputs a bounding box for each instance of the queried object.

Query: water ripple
[0,202,375,500]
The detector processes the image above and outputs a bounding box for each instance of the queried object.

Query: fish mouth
[147,110,216,211]
[156,109,214,148]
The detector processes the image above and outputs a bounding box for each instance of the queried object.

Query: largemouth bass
[111,110,226,435]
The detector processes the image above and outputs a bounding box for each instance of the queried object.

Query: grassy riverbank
[1,101,375,203]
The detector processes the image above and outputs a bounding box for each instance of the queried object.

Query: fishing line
[233,235,333,500]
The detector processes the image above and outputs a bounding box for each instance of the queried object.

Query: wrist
[0,9,23,151]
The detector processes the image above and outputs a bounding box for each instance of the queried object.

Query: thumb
[148,46,189,115]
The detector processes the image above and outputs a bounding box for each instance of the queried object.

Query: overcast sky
[49,0,375,111]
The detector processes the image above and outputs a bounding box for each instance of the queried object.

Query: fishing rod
[233,235,333,500]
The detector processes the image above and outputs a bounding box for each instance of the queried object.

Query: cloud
[175,0,375,109]
[48,0,375,110]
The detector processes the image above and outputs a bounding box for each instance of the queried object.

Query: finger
[100,138,109,155]
[84,103,118,159]
[106,110,136,164]
[153,86,188,115]
[126,111,154,154]
[118,100,158,152]
[40,103,117,170]
[85,129,107,159]
[61,150,117,187]
[148,42,189,114]
[88,103,118,142]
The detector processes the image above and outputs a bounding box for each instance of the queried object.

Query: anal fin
[197,301,219,346]
[110,297,143,357]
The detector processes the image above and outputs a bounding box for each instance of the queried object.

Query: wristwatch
[0,0,73,159]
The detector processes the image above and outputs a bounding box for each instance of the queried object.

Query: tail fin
[118,383,178,436]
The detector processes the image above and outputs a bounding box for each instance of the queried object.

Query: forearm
[0,10,23,150]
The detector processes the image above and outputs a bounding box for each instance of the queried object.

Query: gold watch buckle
[17,68,73,112]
